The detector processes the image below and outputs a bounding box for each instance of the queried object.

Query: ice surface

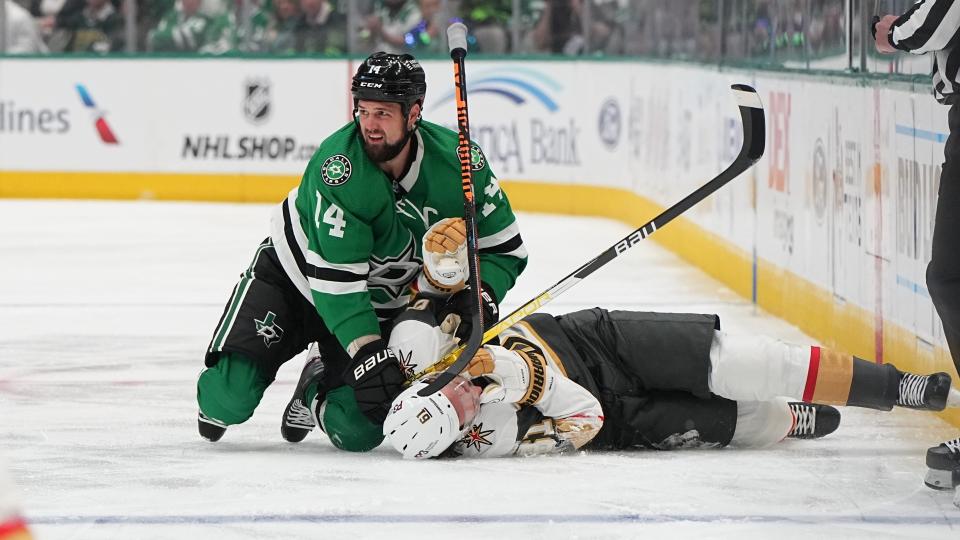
[1,200,958,540]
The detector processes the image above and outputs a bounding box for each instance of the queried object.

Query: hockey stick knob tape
[447,22,468,58]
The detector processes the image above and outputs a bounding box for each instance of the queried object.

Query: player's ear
[408,102,422,129]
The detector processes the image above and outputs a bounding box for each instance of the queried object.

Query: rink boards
[0,58,954,424]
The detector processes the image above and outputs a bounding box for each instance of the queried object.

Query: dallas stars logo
[254,311,285,347]
[368,236,422,300]
[321,154,352,186]
[459,423,494,452]
[454,144,486,172]
[470,144,485,171]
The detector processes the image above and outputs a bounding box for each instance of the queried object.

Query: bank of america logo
[75,84,118,144]
[431,67,562,112]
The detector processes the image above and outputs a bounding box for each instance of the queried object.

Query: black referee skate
[924,437,960,490]
[198,411,227,442]
[787,403,840,439]
[895,371,952,411]
[281,345,326,443]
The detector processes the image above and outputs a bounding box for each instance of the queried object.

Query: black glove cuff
[479,281,500,329]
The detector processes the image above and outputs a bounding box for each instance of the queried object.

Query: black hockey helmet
[351,52,427,117]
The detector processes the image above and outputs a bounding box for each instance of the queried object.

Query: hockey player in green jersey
[196,52,528,450]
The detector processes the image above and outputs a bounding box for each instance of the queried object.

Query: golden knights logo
[460,423,494,451]
[396,348,416,380]
[243,78,271,124]
[254,311,284,347]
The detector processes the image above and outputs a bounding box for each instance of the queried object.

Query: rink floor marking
[29,513,960,526]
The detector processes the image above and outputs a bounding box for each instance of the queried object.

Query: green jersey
[148,8,219,52]
[270,120,527,351]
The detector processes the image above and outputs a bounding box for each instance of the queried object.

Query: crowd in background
[0,0,922,74]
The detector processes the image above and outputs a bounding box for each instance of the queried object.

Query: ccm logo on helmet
[352,348,398,380]
[359,82,383,88]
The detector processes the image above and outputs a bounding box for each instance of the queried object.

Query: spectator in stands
[24,0,65,44]
[204,0,271,53]
[294,0,346,54]
[750,1,773,57]
[400,0,444,54]
[530,0,613,55]
[364,0,421,54]
[265,0,300,53]
[3,0,49,53]
[460,0,513,53]
[147,0,223,53]
[56,0,123,53]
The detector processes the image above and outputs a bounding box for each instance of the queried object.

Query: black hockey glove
[343,339,405,425]
[440,282,500,343]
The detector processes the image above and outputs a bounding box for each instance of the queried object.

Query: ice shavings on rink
[1,200,958,540]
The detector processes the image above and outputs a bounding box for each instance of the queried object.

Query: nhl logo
[243,78,271,124]
[597,97,621,150]
[321,154,353,186]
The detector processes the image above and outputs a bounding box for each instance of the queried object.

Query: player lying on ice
[378,294,956,459]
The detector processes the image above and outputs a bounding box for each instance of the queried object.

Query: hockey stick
[417,22,484,396]
[415,84,766,385]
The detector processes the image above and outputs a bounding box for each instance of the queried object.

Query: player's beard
[362,125,412,163]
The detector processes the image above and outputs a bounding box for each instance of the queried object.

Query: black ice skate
[895,372,951,411]
[281,345,326,443]
[924,437,960,491]
[198,411,227,442]
[787,403,840,439]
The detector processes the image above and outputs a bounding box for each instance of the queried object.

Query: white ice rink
[1,200,959,540]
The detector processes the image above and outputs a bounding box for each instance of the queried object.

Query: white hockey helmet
[382,374,481,459]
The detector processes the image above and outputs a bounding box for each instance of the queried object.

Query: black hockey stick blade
[413,83,765,388]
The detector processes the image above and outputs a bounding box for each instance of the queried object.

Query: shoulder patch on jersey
[470,144,486,171]
[321,154,353,186]
[455,143,487,172]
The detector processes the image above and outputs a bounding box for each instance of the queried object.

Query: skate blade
[947,387,960,408]
[924,468,959,491]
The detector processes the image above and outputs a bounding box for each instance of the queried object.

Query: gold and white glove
[466,345,554,406]
[419,218,468,293]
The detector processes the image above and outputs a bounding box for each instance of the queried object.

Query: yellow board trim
[2,171,957,427]
[0,171,299,202]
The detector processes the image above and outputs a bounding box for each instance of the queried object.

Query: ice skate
[198,411,226,442]
[787,403,840,439]
[895,372,951,411]
[924,437,960,490]
[281,344,325,443]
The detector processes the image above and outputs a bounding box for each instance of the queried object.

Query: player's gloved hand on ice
[418,217,469,294]
[467,346,554,406]
[344,339,405,424]
[439,282,499,343]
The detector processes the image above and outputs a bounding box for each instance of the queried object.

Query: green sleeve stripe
[210,276,253,352]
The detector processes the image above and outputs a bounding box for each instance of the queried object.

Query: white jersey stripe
[305,250,369,275]
[309,276,368,295]
[479,220,524,250]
